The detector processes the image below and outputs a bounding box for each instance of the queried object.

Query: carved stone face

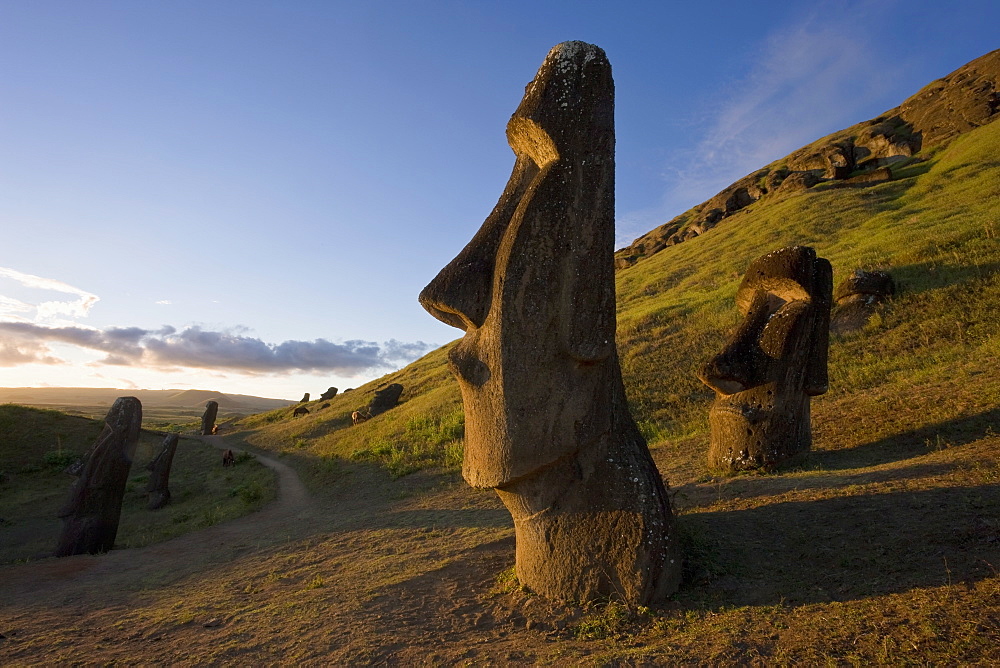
[698,246,832,471]
[419,42,616,488]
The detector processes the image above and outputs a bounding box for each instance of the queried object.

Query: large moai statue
[698,246,832,472]
[55,396,142,556]
[146,433,179,510]
[201,400,219,436]
[319,386,339,401]
[419,42,681,605]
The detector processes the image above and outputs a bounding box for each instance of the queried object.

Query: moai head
[420,41,617,488]
[698,246,832,471]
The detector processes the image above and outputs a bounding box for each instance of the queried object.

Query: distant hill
[0,387,294,414]
[614,48,1000,268]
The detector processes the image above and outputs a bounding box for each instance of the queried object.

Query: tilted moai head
[55,396,142,556]
[201,400,219,436]
[699,246,832,471]
[420,41,680,604]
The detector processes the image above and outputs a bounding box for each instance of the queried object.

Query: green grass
[233,118,1000,486]
[0,405,277,561]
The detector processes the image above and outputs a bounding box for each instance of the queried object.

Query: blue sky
[1,0,997,399]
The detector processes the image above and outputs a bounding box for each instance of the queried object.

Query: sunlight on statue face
[698,246,831,471]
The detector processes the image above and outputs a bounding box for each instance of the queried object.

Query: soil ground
[1,426,998,665]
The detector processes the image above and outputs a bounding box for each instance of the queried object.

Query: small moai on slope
[201,400,219,436]
[319,387,338,401]
[146,433,179,510]
[55,396,142,556]
[419,41,681,605]
[367,383,403,417]
[298,393,310,403]
[698,245,832,472]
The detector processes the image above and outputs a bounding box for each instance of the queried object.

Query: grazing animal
[293,406,310,417]
[222,449,235,467]
[351,410,372,425]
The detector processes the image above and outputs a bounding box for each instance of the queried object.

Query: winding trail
[0,436,317,600]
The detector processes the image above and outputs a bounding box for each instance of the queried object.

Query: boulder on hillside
[831,269,896,334]
[367,383,403,417]
[775,171,820,194]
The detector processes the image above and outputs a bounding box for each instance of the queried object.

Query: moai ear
[804,257,833,395]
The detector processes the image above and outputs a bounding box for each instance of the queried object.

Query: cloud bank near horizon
[0,322,436,376]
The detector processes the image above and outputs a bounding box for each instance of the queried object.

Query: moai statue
[831,269,894,334]
[319,387,339,401]
[55,396,142,556]
[698,246,832,472]
[146,433,179,510]
[201,400,219,436]
[367,383,403,417]
[299,393,310,403]
[419,42,681,604]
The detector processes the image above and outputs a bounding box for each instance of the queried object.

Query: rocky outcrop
[616,49,1000,269]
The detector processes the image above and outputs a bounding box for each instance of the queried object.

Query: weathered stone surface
[319,387,338,401]
[367,383,403,417]
[420,41,680,604]
[55,397,142,556]
[146,433,178,510]
[298,393,310,403]
[831,269,895,333]
[775,171,820,194]
[699,246,832,472]
[200,401,219,436]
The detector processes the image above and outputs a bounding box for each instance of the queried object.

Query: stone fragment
[319,387,338,401]
[146,433,178,510]
[54,397,142,556]
[419,41,681,604]
[201,401,219,436]
[698,246,832,472]
[367,383,403,417]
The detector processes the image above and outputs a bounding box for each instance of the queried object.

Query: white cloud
[155,300,172,305]
[0,266,100,322]
[635,3,903,237]
[0,321,437,376]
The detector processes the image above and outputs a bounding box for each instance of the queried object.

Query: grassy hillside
[238,116,1000,482]
[0,404,277,562]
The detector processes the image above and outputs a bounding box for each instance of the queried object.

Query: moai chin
[419,41,681,604]
[698,246,832,472]
[55,396,142,556]
[201,400,219,436]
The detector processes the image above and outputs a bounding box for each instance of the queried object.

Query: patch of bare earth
[2,423,998,664]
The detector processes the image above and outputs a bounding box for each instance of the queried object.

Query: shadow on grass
[677,483,1000,609]
[809,407,1000,471]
